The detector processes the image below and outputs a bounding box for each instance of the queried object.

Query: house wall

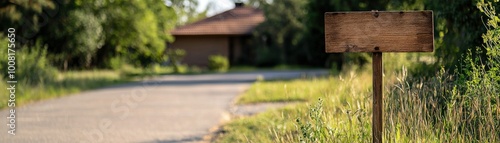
[170,35,229,67]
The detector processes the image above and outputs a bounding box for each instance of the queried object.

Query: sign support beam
[372,52,383,143]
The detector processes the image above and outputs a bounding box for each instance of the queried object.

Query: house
[169,2,264,67]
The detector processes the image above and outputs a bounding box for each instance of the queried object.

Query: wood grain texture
[372,52,383,143]
[325,11,434,53]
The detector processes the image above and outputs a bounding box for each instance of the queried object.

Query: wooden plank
[325,11,433,53]
[372,52,383,143]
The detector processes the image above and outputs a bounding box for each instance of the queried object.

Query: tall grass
[385,1,500,142]
[217,63,498,142]
[385,67,499,142]
[216,71,373,143]
[216,1,499,142]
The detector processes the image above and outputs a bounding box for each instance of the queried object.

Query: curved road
[1,70,327,143]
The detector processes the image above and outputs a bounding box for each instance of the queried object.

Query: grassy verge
[216,65,499,142]
[216,70,374,142]
[0,65,183,109]
[219,2,500,141]
[236,71,369,104]
[0,70,130,108]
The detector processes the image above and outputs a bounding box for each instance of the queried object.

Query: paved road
[1,70,327,143]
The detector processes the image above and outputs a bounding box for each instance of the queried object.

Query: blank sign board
[324,11,434,53]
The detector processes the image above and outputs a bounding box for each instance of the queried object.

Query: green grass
[0,70,130,108]
[0,65,180,109]
[216,66,499,142]
[237,79,322,104]
[236,71,369,104]
[218,3,500,141]
[216,70,374,142]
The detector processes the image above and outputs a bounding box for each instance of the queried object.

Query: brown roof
[171,7,265,36]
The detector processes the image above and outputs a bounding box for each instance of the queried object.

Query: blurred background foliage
[247,0,499,73]
[1,0,498,73]
[0,0,185,70]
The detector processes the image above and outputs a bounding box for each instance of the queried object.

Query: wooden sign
[325,11,433,53]
[324,11,434,143]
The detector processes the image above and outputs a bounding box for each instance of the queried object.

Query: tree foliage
[2,0,497,71]
[90,0,177,67]
[167,0,208,25]
[247,0,499,70]
[425,0,495,68]
[249,0,392,68]
[1,0,58,46]
[302,0,391,68]
[249,0,307,66]
[1,0,183,70]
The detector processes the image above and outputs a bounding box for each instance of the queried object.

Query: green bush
[19,48,58,86]
[108,56,127,70]
[0,37,58,86]
[166,49,186,73]
[208,55,229,72]
[189,66,203,74]
[296,99,335,143]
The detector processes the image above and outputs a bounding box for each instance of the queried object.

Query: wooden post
[372,52,383,143]
[324,11,434,143]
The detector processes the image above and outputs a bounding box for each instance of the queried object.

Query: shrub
[0,38,58,86]
[108,56,127,70]
[296,99,335,143]
[189,66,203,74]
[208,55,229,72]
[166,49,186,73]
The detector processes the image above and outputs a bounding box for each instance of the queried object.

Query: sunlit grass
[237,78,327,104]
[216,66,499,142]
[0,70,129,108]
[216,70,374,142]
[0,67,178,109]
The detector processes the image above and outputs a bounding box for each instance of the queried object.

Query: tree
[388,0,499,72]
[91,0,176,67]
[0,0,55,45]
[166,0,203,25]
[427,0,495,69]
[249,0,308,66]
[56,9,103,70]
[2,0,179,69]
[302,0,391,68]
[248,0,393,68]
